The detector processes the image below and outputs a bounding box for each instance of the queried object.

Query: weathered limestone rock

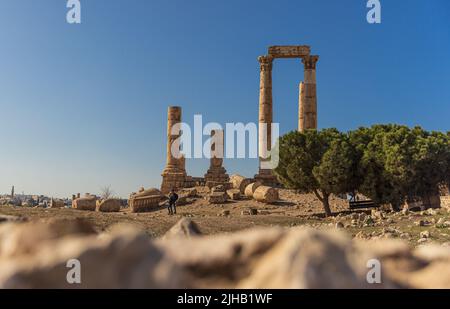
[176,196,192,206]
[441,196,450,209]
[49,198,65,209]
[241,208,258,216]
[129,188,163,213]
[230,174,253,194]
[227,189,241,200]
[180,188,198,198]
[96,199,121,213]
[72,195,97,211]
[206,192,228,204]
[162,218,202,240]
[211,185,227,193]
[0,219,95,258]
[204,130,229,184]
[218,210,231,217]
[206,181,232,191]
[0,215,26,224]
[244,182,262,198]
[253,186,279,204]
[238,229,366,288]
[0,223,182,288]
[2,220,450,288]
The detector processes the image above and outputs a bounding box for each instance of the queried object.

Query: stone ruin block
[180,188,198,198]
[50,198,65,209]
[244,182,262,198]
[96,199,121,213]
[227,189,241,200]
[440,196,450,209]
[206,192,228,204]
[72,196,97,211]
[206,181,232,191]
[129,188,163,213]
[230,174,253,194]
[268,45,310,58]
[253,186,279,204]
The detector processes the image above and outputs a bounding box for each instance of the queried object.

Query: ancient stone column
[204,129,229,186]
[161,106,187,193]
[298,82,305,131]
[299,55,319,131]
[255,55,278,186]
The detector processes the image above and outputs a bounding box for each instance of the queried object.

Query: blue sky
[0,0,449,198]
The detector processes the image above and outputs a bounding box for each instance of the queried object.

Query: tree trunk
[313,190,332,217]
[322,195,332,217]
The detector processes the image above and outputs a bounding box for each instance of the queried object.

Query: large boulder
[0,219,95,258]
[162,218,202,240]
[96,199,121,213]
[50,198,65,209]
[0,223,182,288]
[72,196,97,211]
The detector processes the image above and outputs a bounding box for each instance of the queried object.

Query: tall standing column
[298,82,305,131]
[258,55,273,173]
[255,55,278,186]
[161,106,187,193]
[299,55,319,131]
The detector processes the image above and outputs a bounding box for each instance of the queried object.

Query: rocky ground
[1,216,450,288]
[1,188,449,247]
[1,188,450,288]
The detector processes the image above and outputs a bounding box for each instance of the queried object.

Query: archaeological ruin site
[1,45,450,291]
[3,0,450,299]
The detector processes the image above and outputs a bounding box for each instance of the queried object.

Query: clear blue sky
[0,0,449,198]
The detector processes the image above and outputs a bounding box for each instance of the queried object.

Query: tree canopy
[274,125,450,216]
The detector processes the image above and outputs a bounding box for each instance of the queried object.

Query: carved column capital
[302,55,319,70]
[258,55,273,72]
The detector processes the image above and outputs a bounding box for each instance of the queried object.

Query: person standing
[168,189,178,215]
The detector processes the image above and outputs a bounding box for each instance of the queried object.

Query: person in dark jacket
[168,189,178,215]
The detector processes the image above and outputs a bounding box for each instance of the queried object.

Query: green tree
[410,130,450,200]
[274,129,356,217]
[353,125,450,210]
[351,125,403,210]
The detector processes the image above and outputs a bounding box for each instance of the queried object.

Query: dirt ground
[1,188,450,247]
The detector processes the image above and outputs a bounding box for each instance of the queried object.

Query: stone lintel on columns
[268,45,311,58]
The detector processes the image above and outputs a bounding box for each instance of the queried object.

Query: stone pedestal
[204,130,229,185]
[161,106,187,194]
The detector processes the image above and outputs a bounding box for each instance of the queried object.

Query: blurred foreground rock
[0,219,450,288]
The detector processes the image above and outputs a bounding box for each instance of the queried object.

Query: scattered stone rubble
[1,218,450,288]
